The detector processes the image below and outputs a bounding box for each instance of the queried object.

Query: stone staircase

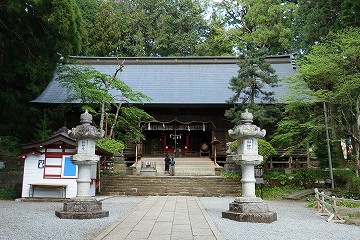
[100,176,241,197]
[135,156,217,176]
[99,156,241,197]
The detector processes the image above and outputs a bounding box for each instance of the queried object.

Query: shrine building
[32,55,296,165]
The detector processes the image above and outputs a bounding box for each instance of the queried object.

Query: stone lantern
[222,109,276,223]
[55,110,109,219]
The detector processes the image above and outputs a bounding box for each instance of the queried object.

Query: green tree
[35,111,53,141]
[154,0,208,56]
[225,45,281,128]
[218,0,296,54]
[0,0,85,141]
[274,27,360,173]
[292,0,360,51]
[57,60,155,151]
[76,0,100,55]
[84,1,122,56]
[194,11,234,56]
[300,28,360,172]
[92,0,210,57]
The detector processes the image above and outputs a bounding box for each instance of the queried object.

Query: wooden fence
[314,188,360,223]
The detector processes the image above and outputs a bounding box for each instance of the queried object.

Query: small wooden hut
[17,128,112,198]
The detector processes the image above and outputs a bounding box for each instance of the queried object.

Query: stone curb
[195,196,224,240]
[93,196,149,240]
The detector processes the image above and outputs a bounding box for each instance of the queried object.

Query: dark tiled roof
[32,56,296,104]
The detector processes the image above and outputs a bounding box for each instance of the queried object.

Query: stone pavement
[94,196,223,240]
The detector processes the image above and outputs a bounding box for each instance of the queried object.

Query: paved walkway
[94,196,223,240]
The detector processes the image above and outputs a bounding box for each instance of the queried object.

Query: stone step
[100,176,241,197]
[136,157,217,176]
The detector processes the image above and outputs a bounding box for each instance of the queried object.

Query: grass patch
[256,186,305,200]
[344,212,360,226]
[337,201,360,208]
[221,172,241,180]
[347,212,360,218]
[0,188,21,199]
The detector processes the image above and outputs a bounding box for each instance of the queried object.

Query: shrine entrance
[140,121,214,157]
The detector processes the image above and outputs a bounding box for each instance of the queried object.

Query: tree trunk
[99,102,105,133]
[108,61,125,138]
[354,96,360,177]
[109,100,122,138]
[329,103,343,165]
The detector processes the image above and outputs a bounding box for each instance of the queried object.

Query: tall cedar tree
[0,0,84,142]
[293,0,360,51]
[300,28,360,171]
[218,0,296,54]
[80,0,209,57]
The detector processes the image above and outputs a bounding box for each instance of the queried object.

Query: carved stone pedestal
[55,198,109,219]
[140,168,157,176]
[140,161,157,176]
[222,199,277,223]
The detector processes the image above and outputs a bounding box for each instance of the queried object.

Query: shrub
[293,168,328,187]
[227,139,277,163]
[258,139,277,160]
[96,137,124,154]
[333,168,356,189]
[0,188,21,199]
[0,136,22,157]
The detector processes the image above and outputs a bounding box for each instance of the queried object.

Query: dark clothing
[164,156,170,172]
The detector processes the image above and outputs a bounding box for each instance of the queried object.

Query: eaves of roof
[69,55,291,65]
[21,132,113,157]
[21,133,76,149]
[32,55,296,105]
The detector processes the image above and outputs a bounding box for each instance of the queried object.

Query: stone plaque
[245,139,253,151]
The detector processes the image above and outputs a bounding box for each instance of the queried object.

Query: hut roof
[20,132,112,157]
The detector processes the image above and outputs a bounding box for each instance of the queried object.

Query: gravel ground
[0,197,359,240]
[0,197,145,240]
[200,197,359,240]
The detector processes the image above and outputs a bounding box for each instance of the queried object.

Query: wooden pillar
[306,142,310,168]
[211,137,221,166]
[214,145,217,165]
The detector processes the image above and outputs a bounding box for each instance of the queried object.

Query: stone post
[55,110,109,219]
[222,109,277,223]
[113,152,127,176]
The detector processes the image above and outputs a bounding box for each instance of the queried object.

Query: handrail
[314,188,360,223]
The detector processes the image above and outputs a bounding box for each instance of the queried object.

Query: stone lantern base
[55,198,109,219]
[222,199,277,223]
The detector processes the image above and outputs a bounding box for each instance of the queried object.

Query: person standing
[169,157,176,176]
[164,154,170,175]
